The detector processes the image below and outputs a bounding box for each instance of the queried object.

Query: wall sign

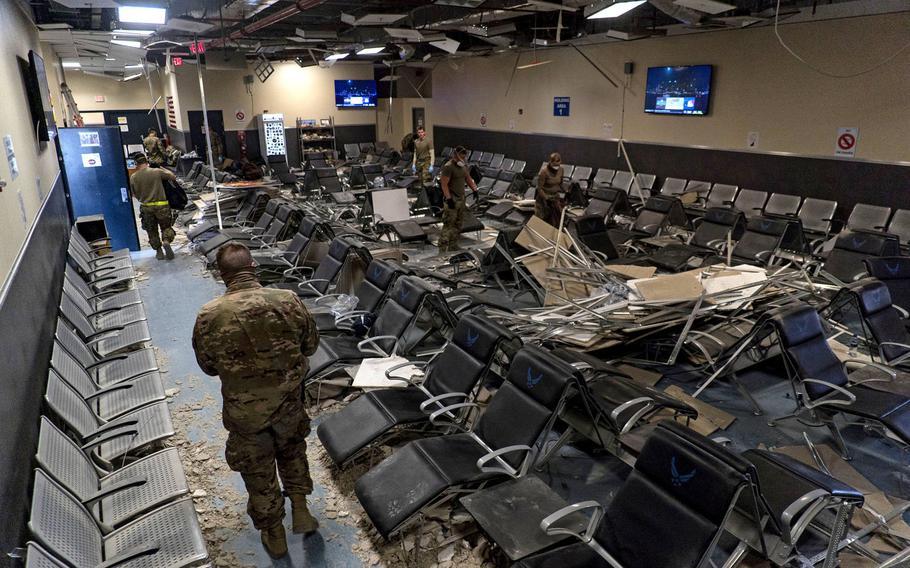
[81,153,102,168]
[235,110,246,121]
[835,127,858,158]
[4,135,19,180]
[554,97,570,117]
[480,113,487,128]
[747,131,759,148]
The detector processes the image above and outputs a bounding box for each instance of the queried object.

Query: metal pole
[195,51,223,230]
[144,61,163,134]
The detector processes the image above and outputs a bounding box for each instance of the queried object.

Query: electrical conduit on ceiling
[208,0,329,49]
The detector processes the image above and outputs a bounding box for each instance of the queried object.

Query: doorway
[187,110,225,159]
[411,107,425,134]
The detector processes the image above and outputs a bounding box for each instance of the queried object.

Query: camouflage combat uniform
[192,272,320,530]
[129,166,176,250]
[535,164,565,227]
[414,137,433,186]
[437,159,470,252]
[143,134,166,167]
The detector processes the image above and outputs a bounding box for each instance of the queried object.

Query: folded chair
[194,199,281,254]
[650,207,745,272]
[187,189,269,241]
[28,470,207,568]
[716,216,797,266]
[309,258,409,334]
[583,188,632,220]
[515,420,755,568]
[317,314,519,466]
[354,346,580,538]
[64,265,142,312]
[305,276,455,383]
[864,257,910,313]
[36,417,189,531]
[52,340,164,419]
[45,371,175,469]
[768,303,910,459]
[55,320,158,386]
[63,280,146,329]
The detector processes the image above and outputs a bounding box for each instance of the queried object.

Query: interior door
[187,110,225,157]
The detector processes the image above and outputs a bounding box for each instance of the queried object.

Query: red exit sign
[188,41,205,54]
[172,56,183,66]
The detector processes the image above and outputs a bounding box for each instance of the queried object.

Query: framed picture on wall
[320,118,331,127]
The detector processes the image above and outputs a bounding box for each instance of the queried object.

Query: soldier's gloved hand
[446,197,456,208]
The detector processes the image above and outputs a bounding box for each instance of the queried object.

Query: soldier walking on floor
[437,146,478,253]
[192,243,320,559]
[412,126,434,186]
[129,154,177,260]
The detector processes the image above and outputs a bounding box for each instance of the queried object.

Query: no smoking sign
[835,127,858,158]
[235,110,246,122]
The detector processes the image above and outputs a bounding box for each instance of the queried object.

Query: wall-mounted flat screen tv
[335,80,377,108]
[21,50,57,141]
[644,65,713,116]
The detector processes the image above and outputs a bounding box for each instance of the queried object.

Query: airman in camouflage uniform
[437,146,478,253]
[143,129,166,167]
[412,127,434,186]
[192,243,320,559]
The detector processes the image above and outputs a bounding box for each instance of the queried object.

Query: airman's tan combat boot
[260,522,288,559]
[290,496,319,534]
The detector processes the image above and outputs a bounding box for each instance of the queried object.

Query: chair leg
[535,427,576,471]
[824,418,852,461]
[721,540,749,568]
[730,373,764,416]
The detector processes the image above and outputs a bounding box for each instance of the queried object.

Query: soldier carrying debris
[192,242,320,559]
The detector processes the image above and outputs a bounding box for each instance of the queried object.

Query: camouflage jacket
[143,135,165,164]
[192,273,319,433]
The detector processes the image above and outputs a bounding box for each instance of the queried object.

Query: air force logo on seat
[398,287,410,303]
[465,328,480,348]
[671,456,696,487]
[526,367,543,389]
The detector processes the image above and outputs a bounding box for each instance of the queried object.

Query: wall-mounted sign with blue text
[553,97,570,117]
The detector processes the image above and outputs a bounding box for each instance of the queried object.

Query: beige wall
[0,5,62,286]
[431,12,910,163]
[63,67,165,112]
[169,60,378,131]
[376,98,433,149]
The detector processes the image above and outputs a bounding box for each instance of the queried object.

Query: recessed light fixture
[122,73,143,81]
[585,0,647,19]
[62,60,81,68]
[124,64,144,69]
[112,29,154,36]
[111,39,142,48]
[325,52,349,60]
[117,6,167,25]
[357,46,385,55]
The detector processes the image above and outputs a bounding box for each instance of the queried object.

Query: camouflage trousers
[534,195,564,227]
[139,204,175,250]
[415,158,432,186]
[225,405,313,530]
[437,196,465,252]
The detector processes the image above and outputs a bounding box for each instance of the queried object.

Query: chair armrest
[335,310,372,323]
[428,402,479,430]
[313,293,346,307]
[81,426,139,451]
[476,444,535,478]
[384,361,429,385]
[297,279,330,295]
[282,266,314,280]
[779,488,831,546]
[803,378,857,409]
[83,353,129,371]
[541,500,605,544]
[357,335,398,357]
[85,326,127,344]
[610,397,655,435]
[418,392,469,413]
[82,476,148,506]
[845,360,897,382]
[83,381,137,401]
[97,543,161,568]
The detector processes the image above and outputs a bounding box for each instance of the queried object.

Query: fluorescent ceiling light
[357,46,385,55]
[124,64,144,68]
[111,39,141,48]
[429,37,460,54]
[586,0,646,19]
[325,52,349,60]
[122,73,143,81]
[673,0,736,14]
[105,57,116,61]
[62,60,81,68]
[117,6,167,25]
[111,29,154,36]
